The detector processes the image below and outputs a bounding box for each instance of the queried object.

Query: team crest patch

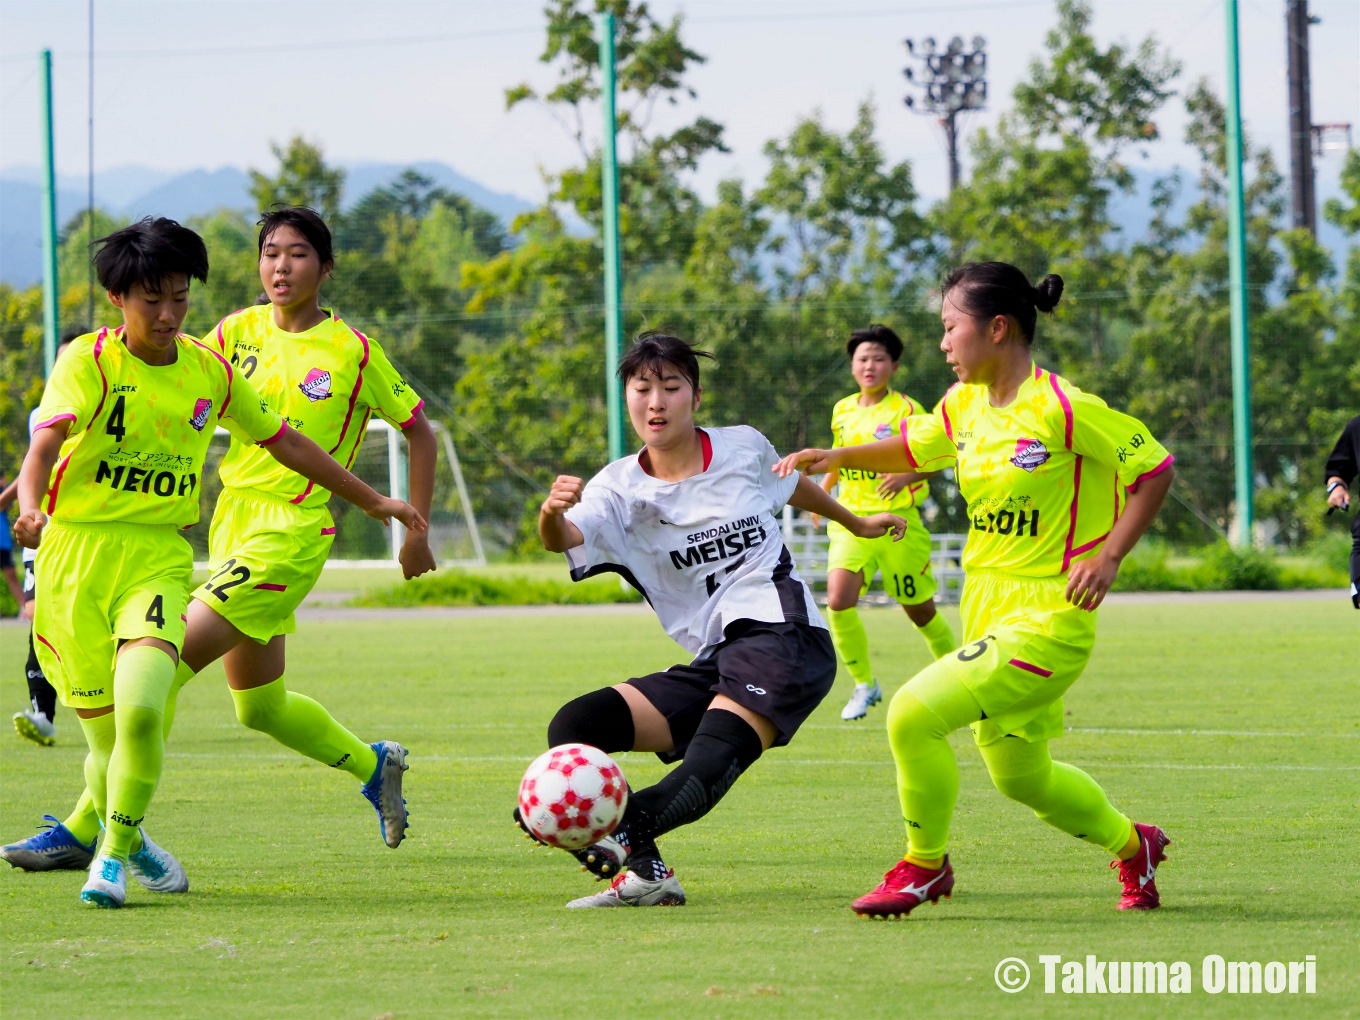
[298,368,333,402]
[1010,437,1050,472]
[874,423,895,440]
[189,398,212,432]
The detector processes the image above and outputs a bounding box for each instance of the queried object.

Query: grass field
[1,597,1357,1019]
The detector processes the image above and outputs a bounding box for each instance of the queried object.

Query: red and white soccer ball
[518,743,628,850]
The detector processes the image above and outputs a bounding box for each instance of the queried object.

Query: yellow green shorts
[191,488,335,644]
[827,518,937,605]
[939,570,1097,745]
[33,520,192,711]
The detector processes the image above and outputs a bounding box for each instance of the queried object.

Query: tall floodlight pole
[1225,0,1254,545]
[40,50,60,378]
[903,35,987,192]
[597,11,625,463]
[1285,0,1316,232]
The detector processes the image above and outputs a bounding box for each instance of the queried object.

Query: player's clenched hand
[400,533,437,580]
[543,475,584,516]
[12,509,47,550]
[773,448,836,479]
[1065,551,1119,611]
[852,513,908,542]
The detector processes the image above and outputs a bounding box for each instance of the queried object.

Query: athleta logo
[1010,438,1050,472]
[299,368,334,402]
[189,398,212,432]
[874,423,895,440]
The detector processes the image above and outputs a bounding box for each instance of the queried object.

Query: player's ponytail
[942,262,1063,345]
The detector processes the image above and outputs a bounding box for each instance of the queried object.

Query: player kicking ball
[8,218,424,907]
[776,262,1176,916]
[2,207,432,878]
[523,331,907,908]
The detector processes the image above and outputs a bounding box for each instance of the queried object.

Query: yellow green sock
[230,675,378,782]
[74,713,117,845]
[64,658,194,848]
[828,608,873,686]
[102,646,176,861]
[916,612,957,659]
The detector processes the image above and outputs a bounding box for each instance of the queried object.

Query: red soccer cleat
[851,856,955,918]
[1113,822,1170,910]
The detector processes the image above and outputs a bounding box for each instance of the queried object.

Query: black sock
[622,709,764,848]
[25,631,56,722]
[547,686,635,751]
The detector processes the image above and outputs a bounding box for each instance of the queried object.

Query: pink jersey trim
[253,583,288,592]
[1126,454,1175,493]
[395,399,426,430]
[1008,657,1053,678]
[899,418,920,470]
[1033,363,1041,380]
[1049,373,1074,450]
[44,453,72,514]
[32,413,76,431]
[1068,531,1110,559]
[258,420,288,447]
[89,329,111,424]
[331,324,370,455]
[1060,453,1084,573]
[35,633,62,663]
[320,526,337,536]
[190,337,234,415]
[940,401,954,443]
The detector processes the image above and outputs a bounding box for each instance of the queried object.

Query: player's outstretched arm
[12,424,69,549]
[1066,465,1175,611]
[788,475,907,541]
[539,475,585,552]
[398,411,438,579]
[266,427,427,533]
[773,435,911,480]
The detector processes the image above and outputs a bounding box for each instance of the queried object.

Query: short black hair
[59,324,89,343]
[846,324,903,361]
[618,330,715,392]
[92,217,209,296]
[258,206,334,266]
[942,262,1064,345]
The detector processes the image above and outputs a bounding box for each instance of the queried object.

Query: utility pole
[903,35,987,193]
[40,50,60,378]
[88,0,96,326]
[1285,0,1317,233]
[596,11,625,463]
[1225,0,1254,546]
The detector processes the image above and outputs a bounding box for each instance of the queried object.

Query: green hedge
[1112,544,1348,593]
[351,569,643,607]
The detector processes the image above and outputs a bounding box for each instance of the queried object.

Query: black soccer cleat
[513,807,628,880]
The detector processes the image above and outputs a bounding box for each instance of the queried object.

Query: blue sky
[1,0,1356,205]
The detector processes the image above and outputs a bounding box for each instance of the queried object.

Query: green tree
[248,136,346,221]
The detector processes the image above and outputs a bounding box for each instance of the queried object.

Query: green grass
[1,599,1357,1018]
[349,569,641,607]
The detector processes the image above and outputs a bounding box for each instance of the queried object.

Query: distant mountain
[0,161,536,286]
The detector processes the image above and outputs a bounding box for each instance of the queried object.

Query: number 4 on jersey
[105,395,127,443]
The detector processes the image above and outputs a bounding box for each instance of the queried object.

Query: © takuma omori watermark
[993,954,1318,995]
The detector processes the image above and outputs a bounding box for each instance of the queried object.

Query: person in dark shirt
[1323,414,1359,608]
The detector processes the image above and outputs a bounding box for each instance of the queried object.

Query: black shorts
[627,619,836,763]
[22,562,35,603]
[0,548,11,570]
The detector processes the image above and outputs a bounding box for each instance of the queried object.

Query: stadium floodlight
[902,33,987,192]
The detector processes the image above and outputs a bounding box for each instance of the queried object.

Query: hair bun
[1034,274,1064,313]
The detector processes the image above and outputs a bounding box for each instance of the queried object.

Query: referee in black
[1324,413,1360,608]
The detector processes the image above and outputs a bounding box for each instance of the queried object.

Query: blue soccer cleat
[361,741,409,848]
[1,815,97,872]
[81,853,127,908]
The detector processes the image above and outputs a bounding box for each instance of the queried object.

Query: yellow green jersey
[900,364,1172,579]
[207,305,424,508]
[831,389,929,515]
[34,326,285,527]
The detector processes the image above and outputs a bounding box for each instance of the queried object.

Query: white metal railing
[780,505,965,605]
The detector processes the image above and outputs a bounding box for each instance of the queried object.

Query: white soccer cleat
[840,681,882,721]
[566,868,686,908]
[13,710,55,747]
[127,828,188,893]
[81,853,128,908]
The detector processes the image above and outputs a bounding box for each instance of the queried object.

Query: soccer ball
[518,743,628,850]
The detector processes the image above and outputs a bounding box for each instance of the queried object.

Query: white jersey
[564,425,826,656]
